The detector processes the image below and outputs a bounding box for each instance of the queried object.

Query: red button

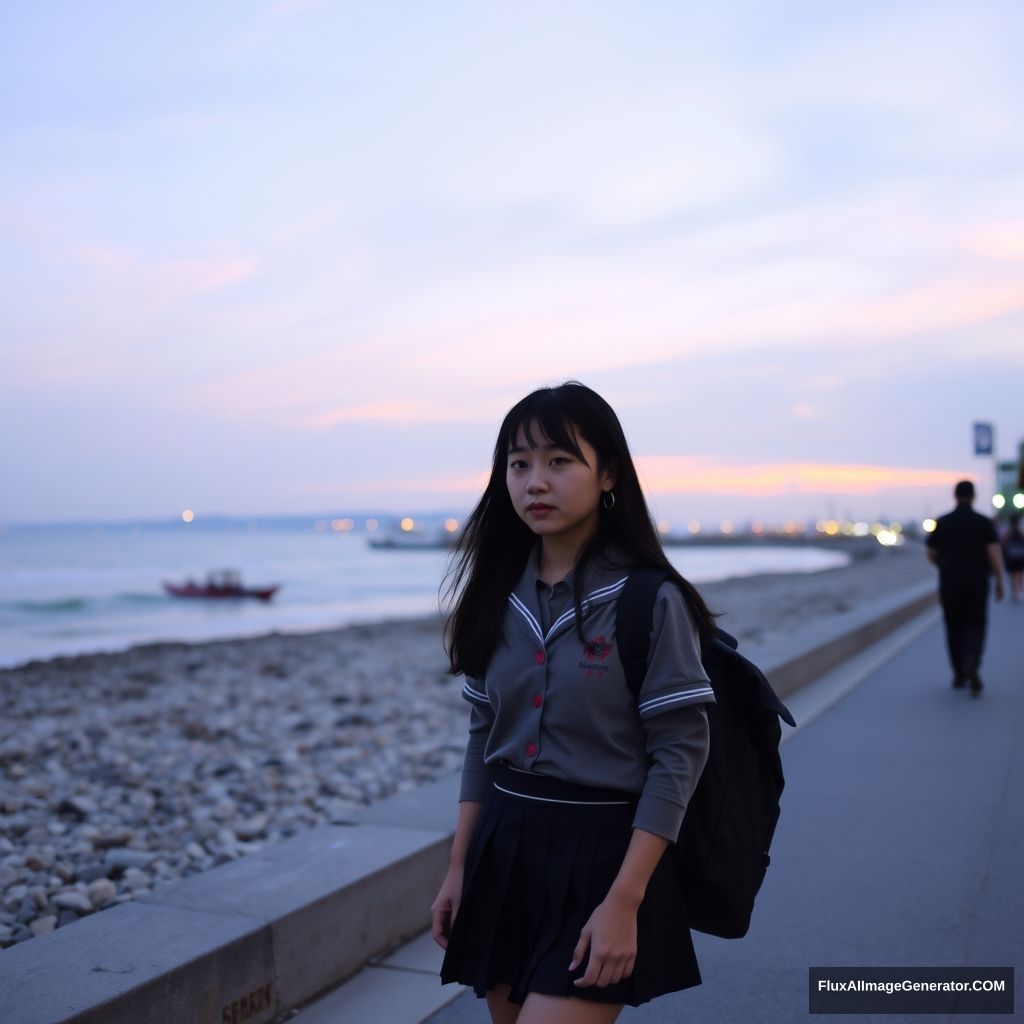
[535,651,546,664]
[525,742,538,756]
[533,693,543,708]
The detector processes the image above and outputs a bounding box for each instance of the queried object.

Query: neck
[537,529,596,584]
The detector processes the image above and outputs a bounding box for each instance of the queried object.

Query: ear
[600,459,618,494]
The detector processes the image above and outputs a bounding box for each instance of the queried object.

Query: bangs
[503,393,588,463]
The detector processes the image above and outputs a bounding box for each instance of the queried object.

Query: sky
[3,0,1023,528]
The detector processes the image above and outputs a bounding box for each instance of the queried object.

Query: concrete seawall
[0,582,937,1024]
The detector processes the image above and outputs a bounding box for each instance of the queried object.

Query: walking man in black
[926,480,1005,695]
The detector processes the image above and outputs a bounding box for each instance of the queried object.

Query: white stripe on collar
[508,592,544,645]
[509,576,628,646]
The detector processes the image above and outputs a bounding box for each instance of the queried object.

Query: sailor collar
[509,546,631,648]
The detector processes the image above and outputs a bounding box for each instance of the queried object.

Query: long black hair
[443,381,717,679]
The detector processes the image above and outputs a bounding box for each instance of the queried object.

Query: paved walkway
[422,597,1023,1024]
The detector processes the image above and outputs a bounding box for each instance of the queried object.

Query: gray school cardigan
[459,550,715,843]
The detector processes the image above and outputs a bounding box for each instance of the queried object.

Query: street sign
[973,422,994,456]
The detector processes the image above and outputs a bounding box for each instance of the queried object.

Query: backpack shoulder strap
[616,567,670,697]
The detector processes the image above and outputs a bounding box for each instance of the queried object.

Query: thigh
[486,983,521,1024]
[517,992,623,1024]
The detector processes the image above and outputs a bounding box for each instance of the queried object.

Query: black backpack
[616,568,795,939]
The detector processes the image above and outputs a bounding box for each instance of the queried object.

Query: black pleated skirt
[439,764,701,1008]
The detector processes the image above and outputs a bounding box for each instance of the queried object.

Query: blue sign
[973,422,993,456]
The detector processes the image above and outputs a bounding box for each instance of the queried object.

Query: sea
[0,515,850,669]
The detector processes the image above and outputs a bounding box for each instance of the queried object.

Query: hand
[569,892,638,988]
[994,580,1005,603]
[430,865,464,950]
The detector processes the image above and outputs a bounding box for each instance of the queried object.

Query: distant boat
[367,527,457,551]
[162,570,280,602]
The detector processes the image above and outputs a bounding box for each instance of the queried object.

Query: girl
[431,382,716,1024]
[1002,514,1024,602]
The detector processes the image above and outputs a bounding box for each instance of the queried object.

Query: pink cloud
[637,456,965,496]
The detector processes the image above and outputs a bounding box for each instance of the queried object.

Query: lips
[527,503,554,513]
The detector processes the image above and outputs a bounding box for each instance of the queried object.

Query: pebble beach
[0,543,934,949]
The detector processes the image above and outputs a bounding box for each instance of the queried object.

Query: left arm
[570,707,709,987]
[570,828,669,988]
[571,581,713,988]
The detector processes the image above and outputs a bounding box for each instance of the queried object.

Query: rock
[52,861,76,883]
[122,868,151,890]
[56,796,98,820]
[76,862,107,883]
[213,798,237,821]
[3,814,30,836]
[192,818,219,841]
[0,924,14,948]
[52,890,93,913]
[29,915,57,937]
[0,865,24,887]
[25,850,53,872]
[3,884,28,911]
[86,878,117,906]
[91,829,133,850]
[103,849,155,873]
[57,909,81,926]
[129,792,155,815]
[233,814,267,842]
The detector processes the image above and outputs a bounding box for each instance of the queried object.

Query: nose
[526,467,548,494]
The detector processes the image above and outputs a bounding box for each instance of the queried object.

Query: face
[506,420,615,551]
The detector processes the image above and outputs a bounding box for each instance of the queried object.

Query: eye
[549,455,572,467]
[508,458,527,471]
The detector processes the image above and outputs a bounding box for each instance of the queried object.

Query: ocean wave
[114,592,167,604]
[9,598,91,613]
[6,592,167,613]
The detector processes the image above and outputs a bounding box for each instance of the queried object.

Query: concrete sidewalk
[416,598,1023,1024]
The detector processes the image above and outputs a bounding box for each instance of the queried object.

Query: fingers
[430,896,453,949]
[570,933,635,988]
[430,907,450,949]
[567,930,589,975]
[572,951,635,988]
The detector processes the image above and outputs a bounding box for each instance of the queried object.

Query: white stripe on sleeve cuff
[638,686,716,716]
[462,680,489,705]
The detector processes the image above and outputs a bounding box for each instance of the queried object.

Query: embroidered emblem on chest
[579,635,613,677]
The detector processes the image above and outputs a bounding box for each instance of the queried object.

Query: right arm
[430,800,484,949]
[431,689,495,949]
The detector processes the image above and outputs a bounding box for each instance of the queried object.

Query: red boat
[162,570,280,602]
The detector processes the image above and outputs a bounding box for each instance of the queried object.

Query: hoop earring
[602,490,616,510]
